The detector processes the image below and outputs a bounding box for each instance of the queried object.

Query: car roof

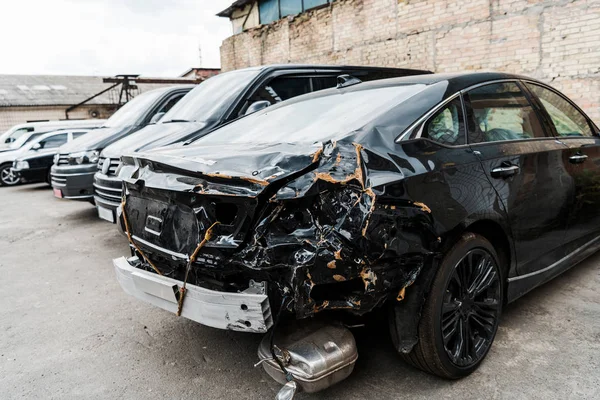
[372,71,530,88]
[142,85,196,96]
[232,64,433,75]
[272,71,539,104]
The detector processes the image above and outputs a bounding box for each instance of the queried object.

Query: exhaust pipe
[257,321,358,397]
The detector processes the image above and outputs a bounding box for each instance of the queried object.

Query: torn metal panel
[120,136,441,323]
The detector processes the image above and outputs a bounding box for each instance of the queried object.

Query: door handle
[569,154,588,164]
[491,164,519,178]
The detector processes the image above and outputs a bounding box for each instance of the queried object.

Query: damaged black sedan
[114,72,600,393]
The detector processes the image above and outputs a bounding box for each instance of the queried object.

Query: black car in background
[93,64,431,223]
[112,72,599,388]
[50,85,193,201]
[11,129,91,185]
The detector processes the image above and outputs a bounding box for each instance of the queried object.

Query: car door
[463,81,573,277]
[29,133,70,170]
[524,82,600,254]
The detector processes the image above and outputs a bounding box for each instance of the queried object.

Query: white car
[0,129,91,186]
[0,119,105,151]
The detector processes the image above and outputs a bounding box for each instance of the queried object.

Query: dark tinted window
[466,82,545,143]
[268,77,312,101]
[312,76,337,91]
[159,93,186,114]
[422,97,465,146]
[39,133,68,149]
[525,83,593,137]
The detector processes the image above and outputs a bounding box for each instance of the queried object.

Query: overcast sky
[0,0,234,77]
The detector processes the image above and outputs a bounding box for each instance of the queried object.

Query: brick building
[179,67,221,80]
[217,0,600,123]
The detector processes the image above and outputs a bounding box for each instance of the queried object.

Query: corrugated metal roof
[0,75,178,107]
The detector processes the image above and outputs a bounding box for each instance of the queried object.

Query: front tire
[399,233,504,379]
[0,163,21,186]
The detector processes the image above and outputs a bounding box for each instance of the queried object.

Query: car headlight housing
[69,150,100,165]
[14,160,29,170]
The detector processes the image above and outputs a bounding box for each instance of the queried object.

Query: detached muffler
[257,321,358,397]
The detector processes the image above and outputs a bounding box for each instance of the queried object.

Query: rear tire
[397,233,504,379]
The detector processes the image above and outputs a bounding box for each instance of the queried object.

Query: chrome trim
[508,235,600,282]
[95,190,121,201]
[63,194,93,200]
[491,165,519,173]
[131,235,188,260]
[395,93,461,142]
[93,183,123,192]
[51,171,96,177]
[458,78,521,94]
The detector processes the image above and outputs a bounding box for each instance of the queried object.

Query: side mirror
[245,100,271,116]
[5,137,14,143]
[149,112,166,124]
[32,142,41,150]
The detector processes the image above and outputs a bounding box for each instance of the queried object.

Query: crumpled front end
[120,140,438,320]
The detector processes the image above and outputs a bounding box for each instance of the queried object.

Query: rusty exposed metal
[120,137,435,323]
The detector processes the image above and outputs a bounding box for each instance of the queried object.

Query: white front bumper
[113,256,273,333]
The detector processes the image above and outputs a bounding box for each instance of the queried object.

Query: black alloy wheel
[396,233,504,379]
[441,249,501,368]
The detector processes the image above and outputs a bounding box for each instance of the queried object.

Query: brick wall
[220,0,600,123]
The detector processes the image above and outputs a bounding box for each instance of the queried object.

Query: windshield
[9,132,45,149]
[195,84,426,145]
[160,69,261,123]
[103,89,165,128]
[7,127,32,142]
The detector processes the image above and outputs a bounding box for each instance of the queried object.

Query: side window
[311,76,338,91]
[466,82,546,144]
[266,77,312,102]
[39,133,68,149]
[72,131,88,139]
[23,132,44,144]
[525,83,593,137]
[240,76,313,117]
[422,97,465,146]
[159,93,186,114]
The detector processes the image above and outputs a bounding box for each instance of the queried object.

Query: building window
[259,0,331,25]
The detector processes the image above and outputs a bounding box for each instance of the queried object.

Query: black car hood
[101,121,209,159]
[132,141,324,191]
[59,125,135,153]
